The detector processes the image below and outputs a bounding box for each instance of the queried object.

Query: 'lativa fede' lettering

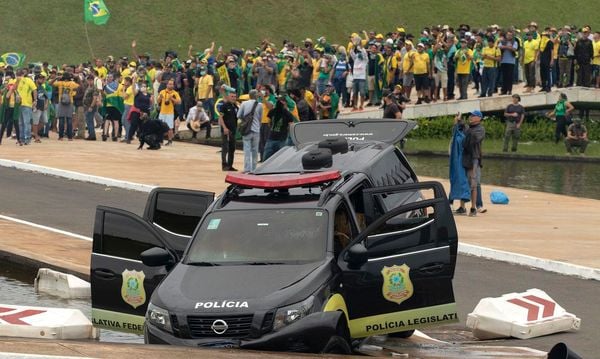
[195,301,249,309]
[365,313,458,332]
[92,318,143,332]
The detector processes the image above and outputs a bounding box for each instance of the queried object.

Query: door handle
[419,263,444,274]
[93,268,117,279]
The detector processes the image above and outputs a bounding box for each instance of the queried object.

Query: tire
[320,335,352,354]
[388,329,415,338]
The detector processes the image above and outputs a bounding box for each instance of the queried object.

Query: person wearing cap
[454,110,485,216]
[218,87,239,171]
[381,89,401,119]
[413,43,431,104]
[480,37,500,97]
[502,94,524,152]
[574,26,594,87]
[523,31,539,93]
[557,26,574,87]
[317,82,339,119]
[454,38,473,100]
[565,117,588,155]
[186,100,210,141]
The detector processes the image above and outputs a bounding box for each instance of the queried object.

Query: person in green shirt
[318,83,339,119]
[546,93,575,143]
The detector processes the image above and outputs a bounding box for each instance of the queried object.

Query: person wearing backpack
[51,72,79,141]
[237,89,263,173]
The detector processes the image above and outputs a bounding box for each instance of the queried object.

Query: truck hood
[152,260,331,313]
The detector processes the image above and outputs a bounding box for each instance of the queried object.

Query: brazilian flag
[0,53,26,67]
[84,0,110,25]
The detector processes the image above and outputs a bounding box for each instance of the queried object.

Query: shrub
[408,116,599,141]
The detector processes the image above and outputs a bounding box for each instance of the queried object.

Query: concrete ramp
[341,87,600,120]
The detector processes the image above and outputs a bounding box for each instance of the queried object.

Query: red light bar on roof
[225,171,341,189]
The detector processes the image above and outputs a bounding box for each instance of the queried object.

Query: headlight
[146,303,172,333]
[273,296,314,331]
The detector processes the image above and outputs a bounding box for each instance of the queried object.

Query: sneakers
[454,207,467,215]
[468,208,477,217]
[477,207,488,214]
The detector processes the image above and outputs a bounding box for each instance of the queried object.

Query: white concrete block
[34,268,90,299]
[466,288,580,340]
[0,303,99,340]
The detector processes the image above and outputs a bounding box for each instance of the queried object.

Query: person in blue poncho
[449,112,471,213]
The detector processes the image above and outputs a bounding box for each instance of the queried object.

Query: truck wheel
[321,335,352,354]
[388,329,415,338]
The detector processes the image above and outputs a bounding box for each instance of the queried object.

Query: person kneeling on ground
[565,118,588,155]
[138,116,170,150]
[186,101,211,140]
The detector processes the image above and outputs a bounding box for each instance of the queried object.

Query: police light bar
[225,171,341,189]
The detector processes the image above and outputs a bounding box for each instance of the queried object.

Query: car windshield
[185,209,328,265]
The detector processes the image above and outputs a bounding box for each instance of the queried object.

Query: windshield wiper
[187,261,221,266]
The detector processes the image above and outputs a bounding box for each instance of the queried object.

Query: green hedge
[408,116,600,141]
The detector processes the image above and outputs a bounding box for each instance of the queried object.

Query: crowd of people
[0,21,598,168]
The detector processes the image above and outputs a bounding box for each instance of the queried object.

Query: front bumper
[145,311,344,352]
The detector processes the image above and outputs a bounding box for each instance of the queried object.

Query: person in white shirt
[186,101,211,140]
[350,40,368,111]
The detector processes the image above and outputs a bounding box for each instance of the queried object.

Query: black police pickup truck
[90,119,459,354]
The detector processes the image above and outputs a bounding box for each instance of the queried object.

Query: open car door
[91,188,213,334]
[143,188,214,256]
[338,181,458,339]
[290,119,416,146]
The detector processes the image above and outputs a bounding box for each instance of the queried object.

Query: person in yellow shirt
[195,64,214,120]
[413,43,431,104]
[523,32,539,92]
[402,41,417,100]
[480,38,501,97]
[11,70,38,145]
[94,59,108,80]
[454,38,473,100]
[157,79,181,145]
[51,72,80,141]
[120,76,135,141]
[593,31,600,88]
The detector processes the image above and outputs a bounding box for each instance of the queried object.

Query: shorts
[32,109,48,125]
[367,75,375,91]
[402,73,414,87]
[352,79,367,97]
[468,159,481,190]
[434,71,448,88]
[159,113,175,129]
[105,107,122,121]
[414,74,429,91]
[593,65,600,78]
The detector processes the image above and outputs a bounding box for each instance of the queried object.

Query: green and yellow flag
[0,53,26,67]
[84,0,110,25]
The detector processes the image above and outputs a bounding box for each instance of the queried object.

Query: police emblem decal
[121,269,147,309]
[381,264,414,305]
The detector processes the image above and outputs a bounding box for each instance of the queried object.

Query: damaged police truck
[90,119,459,354]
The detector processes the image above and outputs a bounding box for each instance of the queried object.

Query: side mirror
[346,243,368,269]
[141,247,174,267]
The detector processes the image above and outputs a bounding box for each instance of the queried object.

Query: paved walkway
[0,136,598,278]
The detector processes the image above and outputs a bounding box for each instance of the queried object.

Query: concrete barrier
[0,304,98,340]
[341,87,600,120]
[34,268,90,299]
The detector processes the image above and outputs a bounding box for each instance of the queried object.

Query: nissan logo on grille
[211,319,228,335]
